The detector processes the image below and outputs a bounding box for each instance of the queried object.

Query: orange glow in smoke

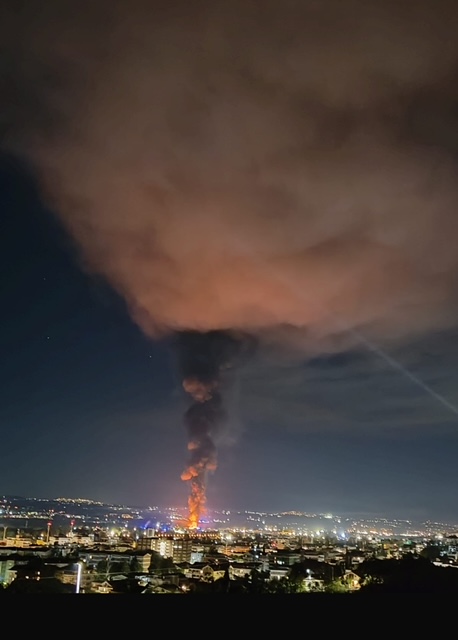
[182,378,217,403]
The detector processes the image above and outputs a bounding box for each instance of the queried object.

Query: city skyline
[2,1,458,524]
[2,490,458,595]
[2,492,458,536]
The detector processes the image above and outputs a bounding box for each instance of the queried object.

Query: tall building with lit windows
[136,535,192,562]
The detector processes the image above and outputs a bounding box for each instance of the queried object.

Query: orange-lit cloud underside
[4,0,458,355]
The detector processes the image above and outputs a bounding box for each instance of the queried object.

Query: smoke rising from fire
[175,330,247,527]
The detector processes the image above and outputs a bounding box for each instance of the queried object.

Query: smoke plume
[175,330,244,527]
[2,0,458,348]
[3,0,458,514]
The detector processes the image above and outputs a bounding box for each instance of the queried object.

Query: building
[0,546,54,559]
[91,580,114,594]
[180,563,226,582]
[341,569,361,591]
[137,536,192,563]
[269,567,289,580]
[0,558,17,585]
[228,562,262,580]
[135,552,152,572]
[302,550,325,562]
[0,536,34,548]
[303,576,325,592]
[77,550,138,573]
[65,532,95,547]
[270,550,302,567]
[190,550,203,563]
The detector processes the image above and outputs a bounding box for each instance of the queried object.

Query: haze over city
[2,0,458,527]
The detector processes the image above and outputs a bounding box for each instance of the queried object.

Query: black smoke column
[176,330,245,529]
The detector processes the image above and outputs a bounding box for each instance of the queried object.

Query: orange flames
[181,376,219,529]
[181,448,217,528]
[186,477,206,530]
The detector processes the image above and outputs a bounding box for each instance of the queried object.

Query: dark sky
[2,0,458,521]
[2,154,458,520]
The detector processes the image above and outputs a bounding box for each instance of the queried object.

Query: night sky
[2,1,458,522]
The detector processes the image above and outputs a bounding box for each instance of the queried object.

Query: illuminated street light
[75,562,83,594]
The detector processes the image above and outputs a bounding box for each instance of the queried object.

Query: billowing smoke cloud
[3,0,458,515]
[2,0,458,349]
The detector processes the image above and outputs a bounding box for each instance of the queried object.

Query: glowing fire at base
[187,477,206,529]
[181,464,206,528]
[181,434,218,529]
[177,331,239,529]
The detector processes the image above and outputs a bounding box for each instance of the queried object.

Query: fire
[181,461,213,527]
[178,331,239,530]
[181,376,220,528]
[187,477,206,529]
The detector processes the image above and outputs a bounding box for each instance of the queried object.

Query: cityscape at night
[0,494,457,593]
[3,0,458,593]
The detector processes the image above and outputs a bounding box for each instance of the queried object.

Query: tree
[420,545,441,561]
[7,577,73,594]
[357,555,458,593]
[324,579,348,593]
[6,557,74,593]
[130,556,140,574]
[96,559,109,576]
[148,551,175,572]
[265,577,294,594]
[288,559,336,586]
